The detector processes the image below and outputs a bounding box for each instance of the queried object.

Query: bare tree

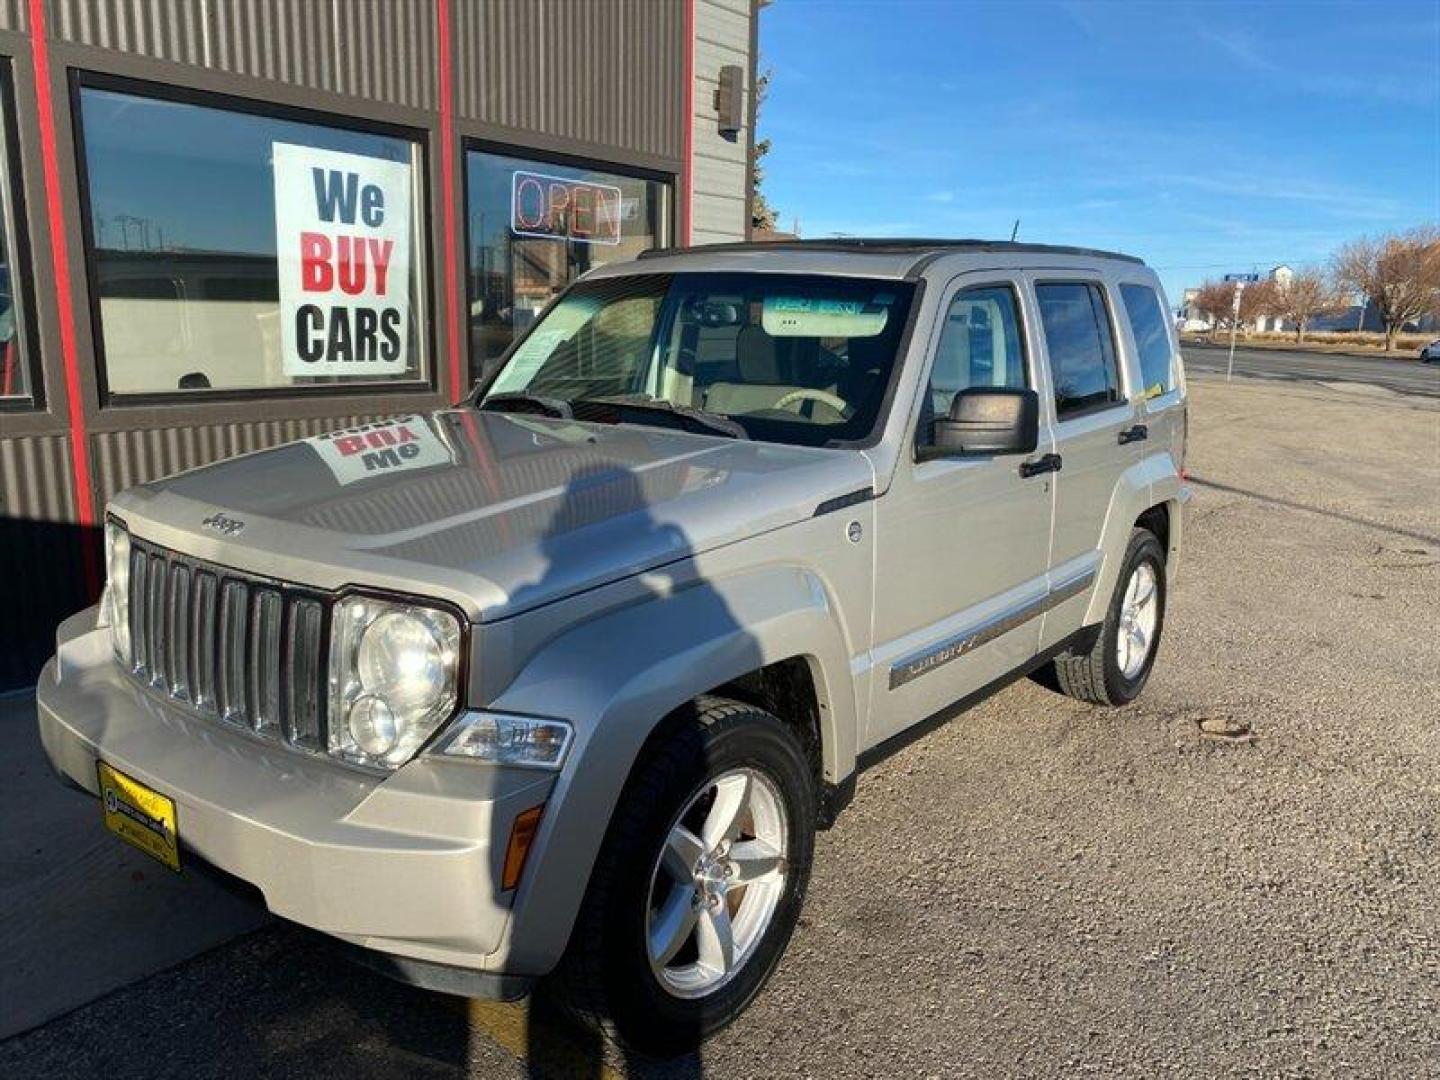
[1263,267,1347,343]
[1192,279,1235,339]
[1332,226,1440,351]
[1193,278,1272,339]
[1241,278,1278,337]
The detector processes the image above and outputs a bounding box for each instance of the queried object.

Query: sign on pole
[274,143,413,378]
[1222,273,1260,380]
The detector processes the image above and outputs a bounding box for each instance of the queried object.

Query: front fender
[487,563,856,975]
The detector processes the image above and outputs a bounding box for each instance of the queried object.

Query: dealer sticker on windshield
[761,295,890,338]
[97,762,180,872]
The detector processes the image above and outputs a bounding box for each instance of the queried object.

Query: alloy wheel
[1116,561,1160,679]
[645,768,789,999]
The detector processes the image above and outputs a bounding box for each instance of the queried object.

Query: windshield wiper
[577,394,749,440]
[477,391,573,420]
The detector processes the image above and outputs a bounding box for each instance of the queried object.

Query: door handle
[1019,453,1062,479]
[1118,424,1149,445]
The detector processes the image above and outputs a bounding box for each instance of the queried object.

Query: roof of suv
[593,237,1146,282]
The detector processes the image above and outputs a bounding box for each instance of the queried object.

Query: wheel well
[1135,502,1170,558]
[709,657,824,792]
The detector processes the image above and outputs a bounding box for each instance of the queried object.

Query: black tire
[1047,528,1167,706]
[544,695,817,1057]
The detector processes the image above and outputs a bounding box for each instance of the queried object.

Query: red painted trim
[29,0,96,529]
[681,0,695,246]
[436,0,463,403]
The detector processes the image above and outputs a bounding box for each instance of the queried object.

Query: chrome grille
[126,539,329,753]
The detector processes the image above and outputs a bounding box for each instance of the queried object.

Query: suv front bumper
[37,610,553,996]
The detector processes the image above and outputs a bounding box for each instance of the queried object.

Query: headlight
[328,596,463,769]
[431,712,573,770]
[103,520,132,665]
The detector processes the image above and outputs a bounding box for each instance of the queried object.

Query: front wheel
[545,696,816,1057]
[1046,527,1167,706]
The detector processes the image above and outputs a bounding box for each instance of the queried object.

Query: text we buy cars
[274,143,414,376]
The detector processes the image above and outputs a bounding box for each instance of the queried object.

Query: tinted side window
[1036,283,1122,417]
[1120,283,1175,398]
[922,286,1026,441]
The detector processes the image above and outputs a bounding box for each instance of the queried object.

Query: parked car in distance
[38,238,1190,1055]
[1420,339,1440,363]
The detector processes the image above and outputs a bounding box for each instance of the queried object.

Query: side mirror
[919,387,1039,461]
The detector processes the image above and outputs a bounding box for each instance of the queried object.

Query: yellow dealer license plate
[97,762,180,872]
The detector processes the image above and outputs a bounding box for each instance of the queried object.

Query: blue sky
[756,0,1439,305]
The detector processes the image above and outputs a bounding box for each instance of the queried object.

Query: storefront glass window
[465,149,669,381]
[78,84,428,398]
[0,68,33,404]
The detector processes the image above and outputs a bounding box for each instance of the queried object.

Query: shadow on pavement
[1188,474,1440,546]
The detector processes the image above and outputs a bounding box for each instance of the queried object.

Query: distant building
[1253,265,1292,333]
[1179,288,1210,332]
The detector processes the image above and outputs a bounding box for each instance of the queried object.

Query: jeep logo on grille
[201,513,246,537]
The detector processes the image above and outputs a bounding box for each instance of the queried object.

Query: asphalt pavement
[2,374,1438,1078]
[0,692,269,1039]
[1182,341,1440,397]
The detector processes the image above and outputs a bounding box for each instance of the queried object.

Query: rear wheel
[1046,528,1167,706]
[545,696,816,1057]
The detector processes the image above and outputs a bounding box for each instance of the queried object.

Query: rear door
[1115,277,1186,487]
[1029,275,1140,646]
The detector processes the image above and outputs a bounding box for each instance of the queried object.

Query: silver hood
[110,410,875,622]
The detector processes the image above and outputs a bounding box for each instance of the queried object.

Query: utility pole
[1010,219,1020,242]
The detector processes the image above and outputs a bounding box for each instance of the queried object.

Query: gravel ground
[3,374,1437,1079]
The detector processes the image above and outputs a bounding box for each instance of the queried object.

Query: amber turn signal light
[502,805,544,891]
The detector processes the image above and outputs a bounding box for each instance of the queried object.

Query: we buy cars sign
[274,143,412,377]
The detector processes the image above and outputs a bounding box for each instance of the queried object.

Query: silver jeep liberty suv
[39,239,1189,1054]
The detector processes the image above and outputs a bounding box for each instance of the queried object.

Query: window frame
[1034,277,1127,421]
[0,58,42,412]
[914,279,1032,454]
[461,137,677,385]
[69,69,437,407]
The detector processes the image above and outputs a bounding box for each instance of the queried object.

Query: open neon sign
[510,170,622,246]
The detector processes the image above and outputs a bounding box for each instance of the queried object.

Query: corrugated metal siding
[210,0,336,93]
[0,434,76,523]
[90,413,382,502]
[691,0,751,242]
[0,0,27,33]
[0,434,84,688]
[456,0,684,161]
[336,0,437,111]
[53,0,210,65]
[206,0,436,109]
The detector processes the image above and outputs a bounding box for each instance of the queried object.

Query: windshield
[478,272,917,447]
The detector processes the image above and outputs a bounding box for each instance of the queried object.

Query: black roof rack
[637,237,1145,266]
